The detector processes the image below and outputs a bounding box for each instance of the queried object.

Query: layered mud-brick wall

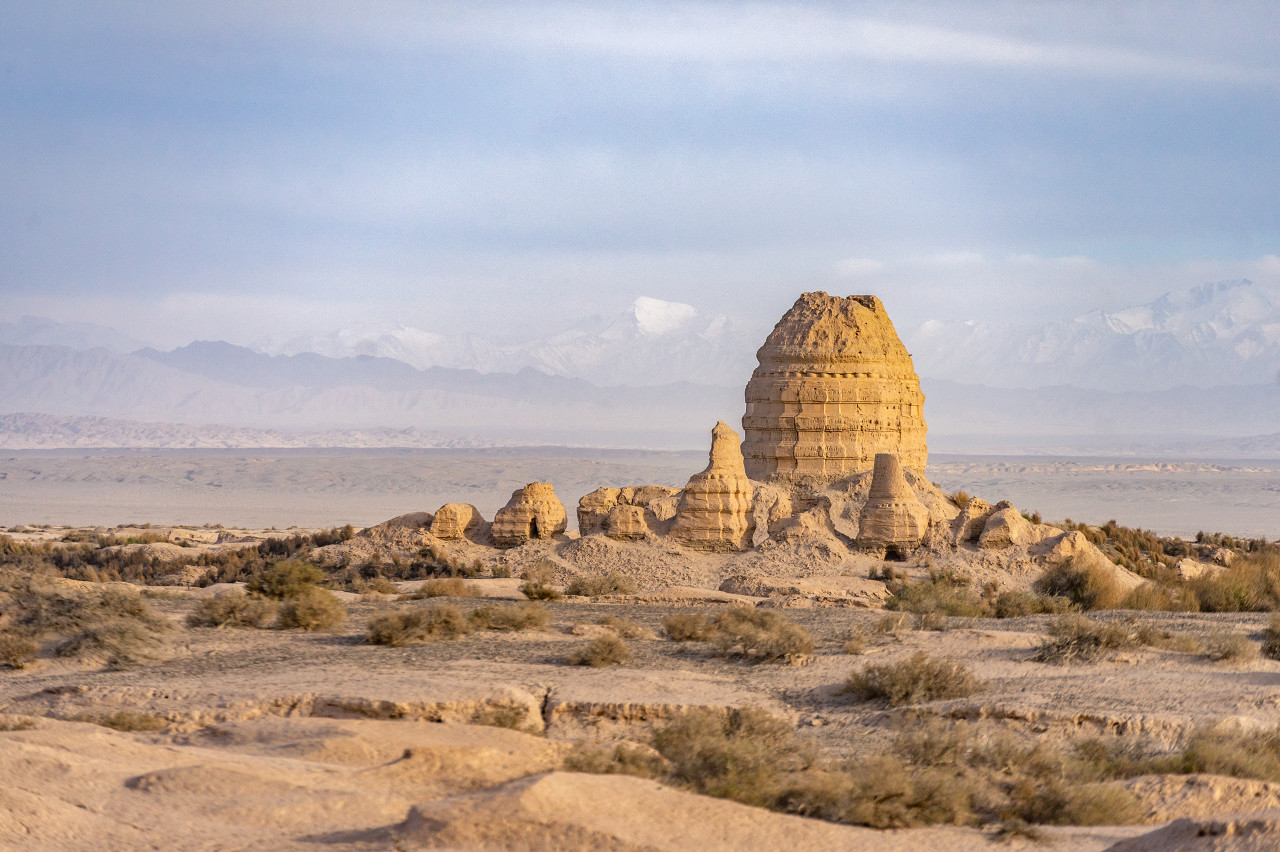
[742,292,928,479]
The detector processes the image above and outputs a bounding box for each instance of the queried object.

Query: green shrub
[843,652,982,705]
[468,601,550,631]
[1034,557,1127,610]
[565,572,637,597]
[366,605,472,645]
[663,612,714,641]
[565,633,630,667]
[275,586,346,631]
[186,591,276,629]
[246,560,324,599]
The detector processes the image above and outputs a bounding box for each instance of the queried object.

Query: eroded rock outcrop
[604,504,651,540]
[491,483,567,548]
[671,421,753,551]
[576,487,620,535]
[742,292,928,480]
[430,503,484,540]
[855,453,929,558]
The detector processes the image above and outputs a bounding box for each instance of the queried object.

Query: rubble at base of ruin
[742,292,928,481]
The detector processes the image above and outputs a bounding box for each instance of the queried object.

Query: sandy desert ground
[2,448,1277,538]
[11,574,1263,851]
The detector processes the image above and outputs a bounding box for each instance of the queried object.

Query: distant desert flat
[0,447,1276,538]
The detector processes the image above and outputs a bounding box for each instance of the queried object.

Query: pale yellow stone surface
[491,482,568,548]
[671,421,753,551]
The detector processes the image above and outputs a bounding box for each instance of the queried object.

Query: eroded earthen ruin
[491,482,568,548]
[741,292,928,480]
[670,421,754,551]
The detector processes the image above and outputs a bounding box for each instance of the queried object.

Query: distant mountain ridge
[907,279,1280,391]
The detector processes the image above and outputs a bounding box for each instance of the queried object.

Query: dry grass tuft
[468,601,550,631]
[408,577,479,599]
[0,632,38,668]
[1205,628,1258,664]
[843,652,982,705]
[1263,614,1280,660]
[1033,614,1201,664]
[0,715,37,732]
[275,586,346,631]
[563,741,668,778]
[1034,557,1127,610]
[707,607,814,664]
[565,572,637,597]
[245,560,325,599]
[366,605,472,645]
[519,563,562,600]
[565,633,630,666]
[186,590,276,629]
[596,615,654,639]
[663,612,715,641]
[842,629,868,655]
[86,710,168,732]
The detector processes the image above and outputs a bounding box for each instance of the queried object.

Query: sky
[2,0,1280,348]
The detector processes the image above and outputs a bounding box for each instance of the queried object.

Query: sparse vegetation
[246,560,325,599]
[1205,628,1258,664]
[564,741,668,777]
[842,652,982,705]
[366,605,472,645]
[519,562,562,600]
[1032,614,1201,664]
[708,607,813,664]
[185,590,277,629]
[86,710,168,732]
[468,601,550,631]
[565,572,637,597]
[1034,557,1127,610]
[663,612,714,641]
[1262,614,1280,660]
[275,586,346,631]
[0,632,38,668]
[0,715,36,732]
[565,633,630,666]
[407,577,479,599]
[596,615,654,639]
[841,629,868,655]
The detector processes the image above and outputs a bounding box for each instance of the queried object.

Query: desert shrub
[1012,779,1141,826]
[1033,557,1127,610]
[1119,581,1199,612]
[1172,726,1280,782]
[366,605,472,645]
[185,591,276,629]
[565,572,637,597]
[87,710,168,732]
[1033,614,1138,664]
[663,612,714,641]
[918,611,949,631]
[952,490,971,509]
[468,601,550,631]
[874,612,915,637]
[275,586,346,631]
[1262,614,1280,660]
[843,652,982,705]
[887,571,989,618]
[246,560,324,599]
[0,715,36,732]
[653,708,804,807]
[408,577,478,599]
[565,633,630,667]
[842,629,868,655]
[2,580,172,669]
[564,741,667,778]
[491,564,512,578]
[708,607,813,664]
[992,589,1074,618]
[1190,553,1280,612]
[470,701,534,731]
[596,615,654,639]
[0,632,38,668]
[519,562,561,600]
[1205,629,1258,664]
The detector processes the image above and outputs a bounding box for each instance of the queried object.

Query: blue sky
[3,1,1279,346]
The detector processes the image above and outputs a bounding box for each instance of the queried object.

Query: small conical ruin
[671,421,754,551]
[855,453,929,558]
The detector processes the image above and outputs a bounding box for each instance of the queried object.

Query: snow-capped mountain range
[259,297,764,388]
[906,280,1280,391]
